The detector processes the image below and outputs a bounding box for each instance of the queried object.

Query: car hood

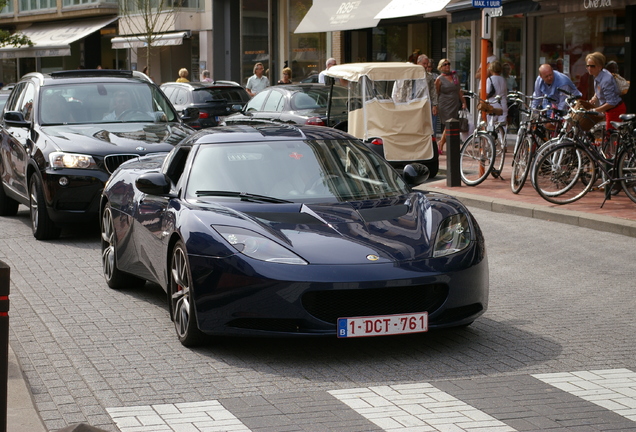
[193,193,456,265]
[39,122,192,156]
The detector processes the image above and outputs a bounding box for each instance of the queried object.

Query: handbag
[613,73,630,95]
[458,108,469,132]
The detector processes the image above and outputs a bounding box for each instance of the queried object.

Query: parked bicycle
[532,98,636,206]
[509,92,565,194]
[459,90,507,186]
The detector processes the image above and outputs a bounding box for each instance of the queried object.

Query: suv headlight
[433,213,471,258]
[49,152,97,169]
[215,226,307,265]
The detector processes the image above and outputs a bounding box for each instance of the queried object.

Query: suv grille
[302,284,448,324]
[104,154,139,174]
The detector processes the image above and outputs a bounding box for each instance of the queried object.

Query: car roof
[20,70,154,86]
[186,123,355,145]
[161,81,243,89]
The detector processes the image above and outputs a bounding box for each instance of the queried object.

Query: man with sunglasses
[531,63,581,112]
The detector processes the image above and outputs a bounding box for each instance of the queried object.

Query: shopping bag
[613,73,630,95]
[458,108,470,132]
[460,110,474,142]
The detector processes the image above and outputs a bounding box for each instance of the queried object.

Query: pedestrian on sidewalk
[435,58,466,155]
[586,51,626,132]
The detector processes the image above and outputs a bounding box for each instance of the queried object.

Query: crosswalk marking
[106,400,251,432]
[105,369,636,432]
[533,368,636,422]
[328,383,516,431]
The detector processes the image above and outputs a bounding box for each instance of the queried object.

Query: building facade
[0,0,119,83]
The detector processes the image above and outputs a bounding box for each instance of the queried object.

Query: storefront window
[537,9,625,99]
[448,22,471,90]
[496,17,523,93]
[289,0,326,83]
[372,25,408,62]
[242,0,270,87]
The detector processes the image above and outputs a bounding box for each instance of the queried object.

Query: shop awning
[111,31,191,49]
[0,16,117,59]
[374,0,452,19]
[447,0,540,23]
[294,0,388,34]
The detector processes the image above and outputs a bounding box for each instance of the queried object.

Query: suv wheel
[29,175,61,240]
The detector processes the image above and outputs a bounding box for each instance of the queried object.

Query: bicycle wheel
[533,142,596,205]
[460,132,496,186]
[491,125,507,178]
[618,145,636,203]
[511,134,533,194]
[530,137,561,189]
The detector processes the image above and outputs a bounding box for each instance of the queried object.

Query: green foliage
[0,30,33,48]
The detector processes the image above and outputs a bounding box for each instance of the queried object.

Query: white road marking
[533,368,636,422]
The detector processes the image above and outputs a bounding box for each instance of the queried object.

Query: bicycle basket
[572,100,604,131]
[477,101,503,116]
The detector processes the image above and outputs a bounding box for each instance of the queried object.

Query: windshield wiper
[195,190,292,203]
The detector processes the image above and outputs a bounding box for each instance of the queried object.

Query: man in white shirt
[318,58,337,84]
[246,62,270,97]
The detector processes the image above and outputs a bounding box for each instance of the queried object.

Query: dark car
[161,81,250,129]
[224,84,348,129]
[100,124,488,346]
[0,69,195,240]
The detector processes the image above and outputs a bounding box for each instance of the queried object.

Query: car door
[1,82,34,202]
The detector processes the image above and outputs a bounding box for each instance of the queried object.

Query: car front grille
[103,154,140,174]
[302,284,448,324]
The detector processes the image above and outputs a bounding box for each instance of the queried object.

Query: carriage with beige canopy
[324,62,438,177]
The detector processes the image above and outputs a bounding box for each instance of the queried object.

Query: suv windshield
[193,87,249,104]
[186,139,409,202]
[39,82,177,125]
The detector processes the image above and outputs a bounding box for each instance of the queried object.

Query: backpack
[613,73,630,95]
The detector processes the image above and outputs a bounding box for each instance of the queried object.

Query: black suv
[0,69,196,240]
[160,81,249,129]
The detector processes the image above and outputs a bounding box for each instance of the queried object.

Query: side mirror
[231,104,243,113]
[402,163,429,187]
[180,107,199,122]
[135,173,174,196]
[4,111,31,128]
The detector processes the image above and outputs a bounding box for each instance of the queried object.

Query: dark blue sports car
[100,124,488,346]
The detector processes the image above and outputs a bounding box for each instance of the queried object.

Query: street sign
[472,0,501,7]
[481,7,502,39]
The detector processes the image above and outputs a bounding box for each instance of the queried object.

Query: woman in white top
[485,60,508,126]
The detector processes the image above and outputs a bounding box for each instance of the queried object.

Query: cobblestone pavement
[3,203,636,431]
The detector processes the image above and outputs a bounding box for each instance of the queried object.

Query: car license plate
[337,312,428,338]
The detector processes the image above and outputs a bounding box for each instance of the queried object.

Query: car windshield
[290,86,348,112]
[186,139,410,202]
[193,87,249,104]
[39,82,177,125]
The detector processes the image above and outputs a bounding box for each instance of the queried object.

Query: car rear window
[193,88,248,104]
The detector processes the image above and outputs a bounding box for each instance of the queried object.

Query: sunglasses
[585,64,597,68]
[442,62,451,66]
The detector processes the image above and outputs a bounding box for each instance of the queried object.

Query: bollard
[0,261,9,432]
[445,118,461,187]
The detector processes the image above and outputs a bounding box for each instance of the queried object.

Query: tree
[118,0,184,75]
[0,0,32,48]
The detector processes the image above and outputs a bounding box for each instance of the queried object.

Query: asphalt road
[3,204,636,431]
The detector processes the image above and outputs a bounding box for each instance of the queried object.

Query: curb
[429,166,636,238]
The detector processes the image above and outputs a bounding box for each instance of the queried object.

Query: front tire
[170,241,206,347]
[511,135,533,194]
[101,203,145,289]
[29,175,61,240]
[460,132,495,186]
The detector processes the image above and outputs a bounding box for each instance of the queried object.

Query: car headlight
[49,152,97,169]
[215,226,308,265]
[433,213,471,258]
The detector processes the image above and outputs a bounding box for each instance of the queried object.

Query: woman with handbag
[435,59,466,155]
[485,61,508,126]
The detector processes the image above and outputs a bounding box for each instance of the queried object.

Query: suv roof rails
[50,70,135,79]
